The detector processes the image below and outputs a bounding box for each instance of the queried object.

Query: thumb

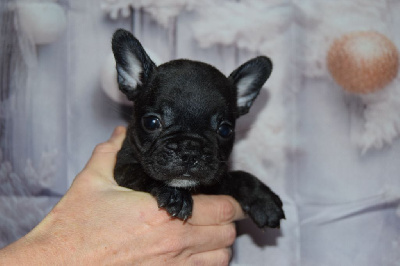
[83,126,127,181]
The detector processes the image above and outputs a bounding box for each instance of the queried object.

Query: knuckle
[93,142,117,154]
[161,235,186,255]
[190,258,206,266]
[218,248,232,266]
[224,223,237,246]
[218,197,236,223]
[71,170,94,187]
[188,248,231,266]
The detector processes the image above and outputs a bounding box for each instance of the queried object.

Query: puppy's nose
[181,153,198,167]
[181,140,200,167]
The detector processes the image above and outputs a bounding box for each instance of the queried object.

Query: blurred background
[1,0,400,265]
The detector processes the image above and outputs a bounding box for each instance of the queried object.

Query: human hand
[0,126,245,265]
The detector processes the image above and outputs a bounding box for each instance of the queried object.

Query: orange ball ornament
[327,31,399,94]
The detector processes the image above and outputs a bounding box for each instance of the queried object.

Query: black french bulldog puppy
[112,29,285,229]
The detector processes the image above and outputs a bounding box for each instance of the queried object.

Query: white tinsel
[101,0,217,27]
[192,0,291,55]
[349,77,400,153]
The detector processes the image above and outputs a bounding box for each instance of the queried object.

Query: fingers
[183,222,236,255]
[83,126,127,181]
[187,248,232,266]
[188,195,245,226]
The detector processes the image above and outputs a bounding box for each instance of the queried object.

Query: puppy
[112,29,285,228]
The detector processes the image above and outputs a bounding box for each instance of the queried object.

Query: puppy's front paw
[246,190,285,229]
[151,187,193,220]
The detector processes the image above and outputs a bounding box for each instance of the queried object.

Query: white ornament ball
[17,2,66,45]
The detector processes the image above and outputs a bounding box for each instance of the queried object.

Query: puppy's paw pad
[249,200,285,228]
[246,192,285,229]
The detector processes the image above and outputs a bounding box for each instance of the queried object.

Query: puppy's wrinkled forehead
[139,60,236,119]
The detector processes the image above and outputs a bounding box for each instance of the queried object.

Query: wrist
[0,236,46,265]
[0,214,65,265]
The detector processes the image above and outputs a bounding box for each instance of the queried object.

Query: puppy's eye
[217,123,233,138]
[142,116,162,131]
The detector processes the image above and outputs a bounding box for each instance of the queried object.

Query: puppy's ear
[112,29,156,101]
[229,56,272,117]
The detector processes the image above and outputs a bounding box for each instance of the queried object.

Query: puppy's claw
[152,187,193,221]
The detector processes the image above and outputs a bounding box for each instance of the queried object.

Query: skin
[0,126,245,265]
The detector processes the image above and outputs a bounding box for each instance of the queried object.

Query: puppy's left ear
[229,56,272,117]
[112,29,156,101]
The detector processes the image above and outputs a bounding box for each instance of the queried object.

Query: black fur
[112,29,285,228]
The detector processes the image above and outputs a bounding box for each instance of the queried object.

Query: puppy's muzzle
[147,136,218,183]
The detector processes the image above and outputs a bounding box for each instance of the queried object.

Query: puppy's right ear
[112,29,156,101]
